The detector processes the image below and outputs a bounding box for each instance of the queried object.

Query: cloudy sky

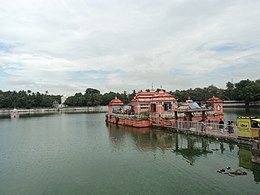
[0,0,260,95]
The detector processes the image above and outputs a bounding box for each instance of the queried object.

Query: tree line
[65,79,260,107]
[0,90,61,109]
[172,79,260,104]
[64,88,135,107]
[0,79,259,108]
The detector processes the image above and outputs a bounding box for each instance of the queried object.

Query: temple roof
[108,98,124,106]
[207,96,223,103]
[131,91,175,102]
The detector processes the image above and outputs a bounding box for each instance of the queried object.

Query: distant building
[60,95,69,107]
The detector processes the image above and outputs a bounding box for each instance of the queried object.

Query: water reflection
[173,134,213,165]
[107,123,175,151]
[239,144,260,182]
[224,107,260,121]
[107,123,260,182]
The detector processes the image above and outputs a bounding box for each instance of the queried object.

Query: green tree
[225,81,235,100]
[233,79,258,107]
[101,91,117,105]
[85,88,100,94]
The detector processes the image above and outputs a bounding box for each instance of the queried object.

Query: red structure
[207,96,224,115]
[130,91,176,115]
[108,97,124,115]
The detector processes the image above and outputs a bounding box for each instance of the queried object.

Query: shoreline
[0,106,108,115]
[223,100,260,108]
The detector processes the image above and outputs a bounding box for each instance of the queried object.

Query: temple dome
[109,98,124,106]
[207,96,223,103]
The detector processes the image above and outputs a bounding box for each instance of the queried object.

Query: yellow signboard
[237,117,259,138]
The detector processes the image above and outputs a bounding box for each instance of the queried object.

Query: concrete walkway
[153,122,253,145]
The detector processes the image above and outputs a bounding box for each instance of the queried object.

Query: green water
[0,112,260,195]
[224,107,260,121]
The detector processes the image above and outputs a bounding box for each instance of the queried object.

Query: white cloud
[0,0,260,95]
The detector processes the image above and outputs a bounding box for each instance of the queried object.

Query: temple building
[106,91,224,127]
[130,91,176,115]
[108,97,124,114]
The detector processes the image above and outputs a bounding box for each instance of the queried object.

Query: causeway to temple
[106,90,260,146]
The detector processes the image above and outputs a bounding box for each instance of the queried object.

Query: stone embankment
[0,106,108,115]
[223,100,260,108]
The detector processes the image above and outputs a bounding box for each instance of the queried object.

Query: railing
[154,119,238,136]
[110,113,149,120]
